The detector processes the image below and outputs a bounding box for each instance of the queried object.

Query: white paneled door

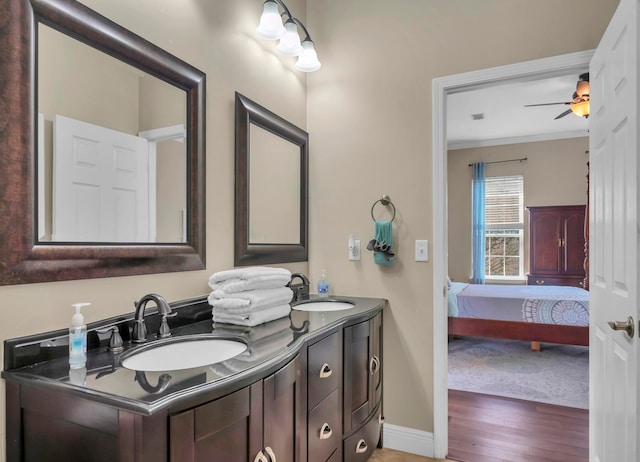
[53,115,150,242]
[589,0,640,460]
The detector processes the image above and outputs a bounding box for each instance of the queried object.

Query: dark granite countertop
[3,294,385,415]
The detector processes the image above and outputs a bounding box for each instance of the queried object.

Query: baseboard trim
[382,423,434,458]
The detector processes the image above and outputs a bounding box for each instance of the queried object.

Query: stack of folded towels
[208,266,293,327]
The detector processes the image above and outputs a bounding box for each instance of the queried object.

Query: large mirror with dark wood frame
[0,0,206,285]
[235,92,308,266]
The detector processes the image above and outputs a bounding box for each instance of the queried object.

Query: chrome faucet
[131,294,176,343]
[288,273,310,302]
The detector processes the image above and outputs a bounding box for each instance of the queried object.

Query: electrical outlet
[415,240,428,262]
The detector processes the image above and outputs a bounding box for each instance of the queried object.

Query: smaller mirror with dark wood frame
[235,92,308,266]
[0,0,206,285]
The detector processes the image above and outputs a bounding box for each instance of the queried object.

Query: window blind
[485,175,523,227]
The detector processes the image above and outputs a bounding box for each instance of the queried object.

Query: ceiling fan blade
[554,108,573,120]
[525,102,572,107]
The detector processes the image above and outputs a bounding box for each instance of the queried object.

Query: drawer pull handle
[319,423,333,439]
[355,439,368,454]
[265,446,277,462]
[536,280,544,285]
[319,363,332,379]
[369,355,380,375]
[254,450,268,462]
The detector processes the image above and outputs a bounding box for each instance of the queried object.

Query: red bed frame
[448,316,589,348]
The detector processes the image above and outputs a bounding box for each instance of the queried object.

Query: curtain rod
[468,157,527,167]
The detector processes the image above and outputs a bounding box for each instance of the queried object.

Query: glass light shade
[571,100,590,118]
[276,21,303,56]
[256,1,285,40]
[295,40,321,72]
[576,80,590,98]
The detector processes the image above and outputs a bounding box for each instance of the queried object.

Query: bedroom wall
[447,137,589,283]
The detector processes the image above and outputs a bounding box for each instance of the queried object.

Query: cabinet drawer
[343,406,382,462]
[527,275,585,288]
[308,331,342,410]
[308,389,341,462]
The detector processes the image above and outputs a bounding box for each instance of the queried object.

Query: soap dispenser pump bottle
[317,270,329,298]
[69,302,90,369]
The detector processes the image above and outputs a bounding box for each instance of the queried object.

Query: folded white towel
[212,304,291,327]
[208,287,293,311]
[209,266,291,285]
[212,316,292,341]
[209,273,292,293]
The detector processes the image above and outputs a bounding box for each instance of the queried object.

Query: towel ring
[371,195,396,222]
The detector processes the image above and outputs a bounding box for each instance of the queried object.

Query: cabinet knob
[254,451,268,462]
[369,355,380,375]
[319,422,333,440]
[265,446,277,462]
[319,363,332,379]
[355,439,368,454]
[535,280,545,285]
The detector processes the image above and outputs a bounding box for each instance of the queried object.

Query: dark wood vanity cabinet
[342,313,383,462]
[170,355,302,462]
[5,305,384,462]
[527,205,586,288]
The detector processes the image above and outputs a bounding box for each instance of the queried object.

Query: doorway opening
[431,49,593,459]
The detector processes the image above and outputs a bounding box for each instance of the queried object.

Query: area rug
[448,336,589,409]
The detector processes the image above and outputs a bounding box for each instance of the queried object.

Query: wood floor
[448,390,589,462]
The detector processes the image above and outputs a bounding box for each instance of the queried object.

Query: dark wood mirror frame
[0,0,206,285]
[234,92,308,266]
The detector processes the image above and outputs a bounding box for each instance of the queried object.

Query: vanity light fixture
[256,0,321,72]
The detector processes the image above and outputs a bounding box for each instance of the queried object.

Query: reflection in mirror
[235,92,308,266]
[249,124,300,244]
[38,24,187,243]
[0,0,206,285]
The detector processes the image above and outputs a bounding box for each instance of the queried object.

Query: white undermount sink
[292,299,355,312]
[120,335,247,372]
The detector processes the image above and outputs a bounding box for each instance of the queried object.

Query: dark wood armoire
[526,205,587,288]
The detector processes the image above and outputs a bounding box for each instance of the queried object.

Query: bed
[448,282,589,349]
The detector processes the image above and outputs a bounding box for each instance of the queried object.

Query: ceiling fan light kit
[526,72,590,119]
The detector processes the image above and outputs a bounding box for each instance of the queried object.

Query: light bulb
[276,20,303,57]
[295,40,321,72]
[571,100,590,118]
[256,0,285,40]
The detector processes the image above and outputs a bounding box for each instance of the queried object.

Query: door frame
[431,49,594,458]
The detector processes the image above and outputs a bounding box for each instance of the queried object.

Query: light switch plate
[415,240,428,262]
[349,239,361,261]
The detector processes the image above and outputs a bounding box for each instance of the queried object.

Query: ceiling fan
[525,73,590,119]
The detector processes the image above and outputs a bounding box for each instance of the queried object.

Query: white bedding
[448,282,589,326]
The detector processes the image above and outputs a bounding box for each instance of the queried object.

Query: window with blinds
[484,175,524,279]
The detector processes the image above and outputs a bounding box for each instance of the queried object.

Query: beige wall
[305,0,616,435]
[0,0,620,459]
[448,138,590,283]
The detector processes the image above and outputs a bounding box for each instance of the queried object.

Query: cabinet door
[343,315,382,434]
[529,208,562,274]
[170,383,263,462]
[562,208,586,275]
[263,355,302,462]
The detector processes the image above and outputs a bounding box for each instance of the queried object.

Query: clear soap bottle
[69,302,90,369]
[317,270,329,298]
